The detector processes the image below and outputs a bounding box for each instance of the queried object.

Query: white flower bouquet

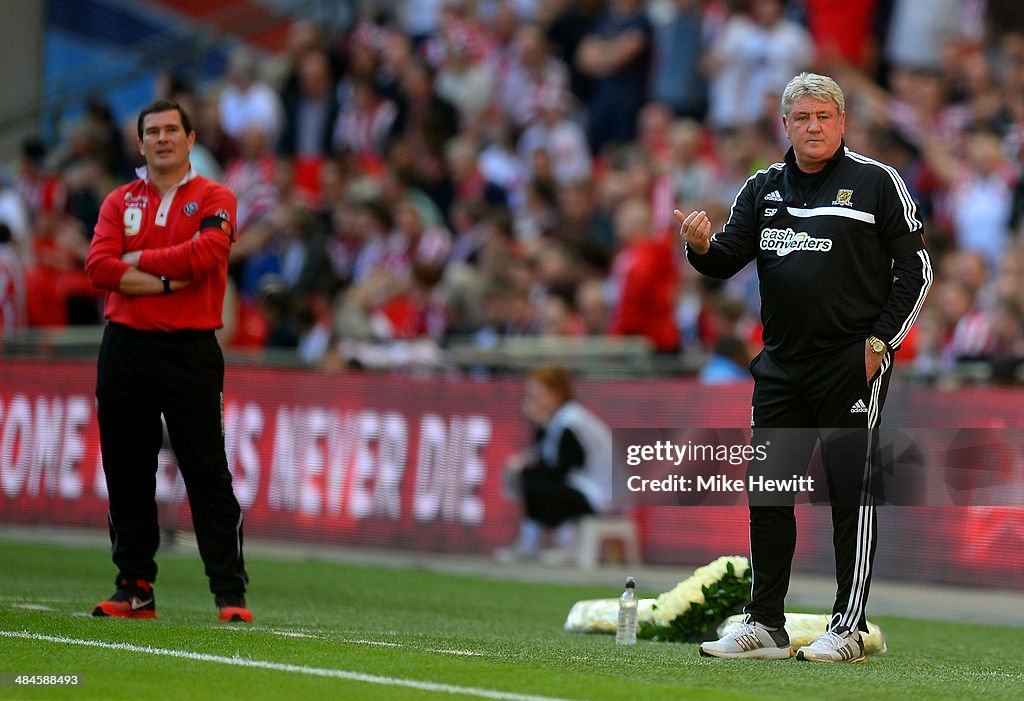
[564,555,887,655]
[640,555,751,643]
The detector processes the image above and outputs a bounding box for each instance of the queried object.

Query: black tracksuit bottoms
[520,466,594,528]
[96,322,248,596]
[745,341,892,634]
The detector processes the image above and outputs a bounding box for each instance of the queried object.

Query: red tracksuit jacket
[86,170,236,331]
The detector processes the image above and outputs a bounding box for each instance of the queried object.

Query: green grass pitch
[0,538,1022,701]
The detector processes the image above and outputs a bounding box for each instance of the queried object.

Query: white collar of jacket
[135,165,197,187]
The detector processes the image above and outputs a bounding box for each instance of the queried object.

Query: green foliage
[640,561,752,643]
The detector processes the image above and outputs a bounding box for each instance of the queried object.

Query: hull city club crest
[832,189,854,207]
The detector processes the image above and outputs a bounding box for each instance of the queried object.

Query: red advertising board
[1,359,1023,589]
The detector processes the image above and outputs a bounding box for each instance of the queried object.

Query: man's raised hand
[674,209,712,255]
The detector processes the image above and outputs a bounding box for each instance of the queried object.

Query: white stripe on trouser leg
[748,406,755,613]
[841,354,888,631]
[235,513,243,560]
[842,356,885,630]
[842,354,888,630]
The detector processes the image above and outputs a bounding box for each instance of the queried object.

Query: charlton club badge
[184,202,198,216]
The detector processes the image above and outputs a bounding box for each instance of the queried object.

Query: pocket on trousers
[849,340,873,388]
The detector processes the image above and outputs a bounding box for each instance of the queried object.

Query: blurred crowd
[2,0,1024,383]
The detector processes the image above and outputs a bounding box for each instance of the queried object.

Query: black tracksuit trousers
[96,322,248,596]
[744,341,892,634]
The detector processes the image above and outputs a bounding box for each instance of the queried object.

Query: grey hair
[781,72,845,117]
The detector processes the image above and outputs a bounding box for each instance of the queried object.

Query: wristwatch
[161,276,172,295]
[867,336,887,354]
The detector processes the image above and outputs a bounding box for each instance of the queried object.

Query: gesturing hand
[675,209,712,255]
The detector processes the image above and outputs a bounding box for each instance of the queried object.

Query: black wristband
[161,276,172,295]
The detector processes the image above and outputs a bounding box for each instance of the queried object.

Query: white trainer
[796,628,867,663]
[699,618,793,659]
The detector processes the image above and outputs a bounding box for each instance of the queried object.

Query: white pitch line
[434,649,485,657]
[267,630,322,640]
[964,670,1024,681]
[214,627,324,640]
[0,631,574,701]
[340,638,401,648]
[340,639,483,657]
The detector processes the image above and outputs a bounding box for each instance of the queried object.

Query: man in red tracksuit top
[85,99,251,623]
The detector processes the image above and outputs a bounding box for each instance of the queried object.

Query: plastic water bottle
[616,577,638,645]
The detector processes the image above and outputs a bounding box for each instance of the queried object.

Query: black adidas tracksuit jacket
[686,141,933,634]
[687,141,932,363]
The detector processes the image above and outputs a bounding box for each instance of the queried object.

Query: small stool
[576,514,641,570]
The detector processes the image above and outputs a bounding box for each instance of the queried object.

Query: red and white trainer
[92,578,156,619]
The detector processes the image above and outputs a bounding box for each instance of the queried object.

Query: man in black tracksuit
[678,73,933,662]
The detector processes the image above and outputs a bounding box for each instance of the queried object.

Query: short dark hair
[137,98,193,139]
